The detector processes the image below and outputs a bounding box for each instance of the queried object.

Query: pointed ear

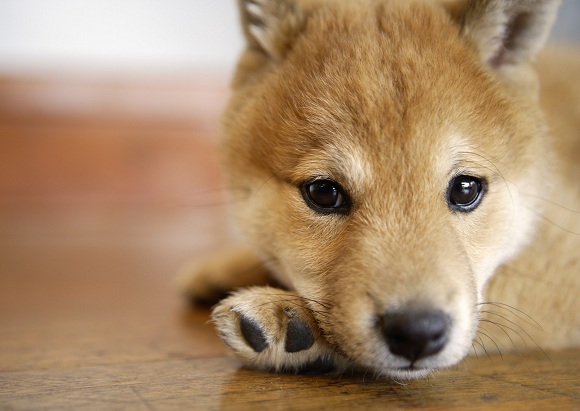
[237,0,305,62]
[460,0,561,69]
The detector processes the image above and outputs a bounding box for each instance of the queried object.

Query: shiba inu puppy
[177,0,580,379]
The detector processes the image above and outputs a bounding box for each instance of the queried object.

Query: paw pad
[239,314,268,353]
[285,316,314,353]
[238,309,315,354]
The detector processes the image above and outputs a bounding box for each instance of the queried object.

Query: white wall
[0,0,244,76]
[0,0,578,77]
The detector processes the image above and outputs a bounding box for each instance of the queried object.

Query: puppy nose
[380,309,450,362]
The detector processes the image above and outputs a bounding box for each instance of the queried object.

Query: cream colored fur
[177,0,579,379]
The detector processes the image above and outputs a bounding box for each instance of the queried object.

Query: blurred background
[0,0,244,77]
[0,1,249,242]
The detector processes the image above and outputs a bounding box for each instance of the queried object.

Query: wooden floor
[0,77,579,410]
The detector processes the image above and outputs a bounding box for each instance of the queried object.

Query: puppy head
[223,0,559,378]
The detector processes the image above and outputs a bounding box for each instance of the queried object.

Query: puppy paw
[212,287,341,373]
[175,247,270,306]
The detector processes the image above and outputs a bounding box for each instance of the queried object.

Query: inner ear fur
[237,0,306,62]
[459,0,561,69]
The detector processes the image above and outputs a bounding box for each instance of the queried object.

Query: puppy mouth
[398,364,427,371]
[385,365,434,380]
[392,357,436,373]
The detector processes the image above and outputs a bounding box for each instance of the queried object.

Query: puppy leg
[175,246,271,305]
[212,286,344,373]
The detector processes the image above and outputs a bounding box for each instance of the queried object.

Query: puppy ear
[238,0,305,61]
[461,0,561,69]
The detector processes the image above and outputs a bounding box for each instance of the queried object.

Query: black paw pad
[285,316,314,353]
[239,315,268,352]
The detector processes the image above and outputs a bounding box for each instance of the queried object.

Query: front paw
[174,256,230,306]
[175,247,269,306]
[212,287,341,373]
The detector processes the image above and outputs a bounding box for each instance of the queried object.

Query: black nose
[380,309,450,362]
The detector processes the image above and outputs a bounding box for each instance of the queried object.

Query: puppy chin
[380,351,465,380]
[383,367,434,381]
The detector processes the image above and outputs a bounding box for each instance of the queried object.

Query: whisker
[255,298,314,313]
[255,292,333,309]
[524,205,580,236]
[479,311,551,363]
[477,301,544,330]
[521,193,580,214]
[480,319,523,353]
[480,309,543,335]
[476,329,503,360]
[298,296,333,310]
[179,165,295,210]
[471,339,484,350]
[456,159,500,178]
[471,343,479,360]
[462,355,472,372]
[456,151,506,180]
[251,296,333,322]
[457,150,517,225]
[474,335,493,362]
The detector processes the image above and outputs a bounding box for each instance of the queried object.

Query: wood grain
[0,76,578,410]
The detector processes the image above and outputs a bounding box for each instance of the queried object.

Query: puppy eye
[300,179,351,215]
[447,175,485,212]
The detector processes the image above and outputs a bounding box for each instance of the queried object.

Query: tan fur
[177,0,579,379]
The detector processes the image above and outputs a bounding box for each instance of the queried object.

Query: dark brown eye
[301,179,351,215]
[448,176,485,212]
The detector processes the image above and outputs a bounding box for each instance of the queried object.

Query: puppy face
[222,0,554,378]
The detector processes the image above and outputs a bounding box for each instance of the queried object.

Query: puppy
[178,0,580,379]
